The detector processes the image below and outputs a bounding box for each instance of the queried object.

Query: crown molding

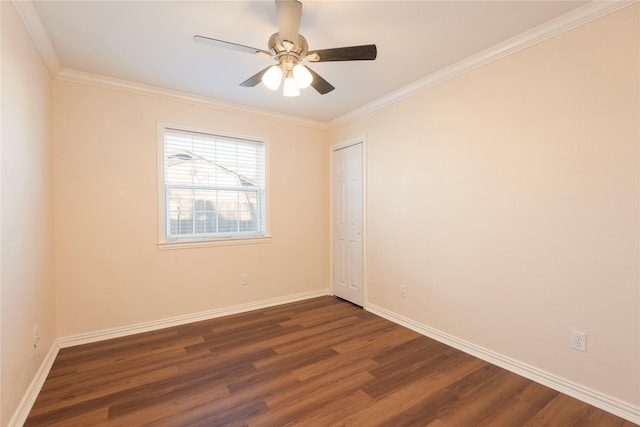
[13,0,636,129]
[12,0,326,129]
[56,68,327,129]
[12,0,61,76]
[328,0,638,128]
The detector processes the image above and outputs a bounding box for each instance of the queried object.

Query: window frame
[157,123,271,250]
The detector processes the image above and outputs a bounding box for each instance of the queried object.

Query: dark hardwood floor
[25,296,636,426]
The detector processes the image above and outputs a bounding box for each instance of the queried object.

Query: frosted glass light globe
[283,74,300,97]
[292,64,313,89]
[262,65,283,90]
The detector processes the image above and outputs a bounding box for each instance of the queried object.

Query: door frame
[329,135,367,307]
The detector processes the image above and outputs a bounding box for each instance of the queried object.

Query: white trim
[10,295,637,425]
[330,138,365,152]
[9,290,328,425]
[0,0,3,422]
[11,0,61,76]
[366,303,640,425]
[57,289,329,348]
[8,342,60,427]
[157,122,165,245]
[157,235,272,250]
[156,123,271,247]
[361,139,368,308]
[57,68,326,129]
[329,137,367,307]
[14,0,636,127]
[328,0,638,128]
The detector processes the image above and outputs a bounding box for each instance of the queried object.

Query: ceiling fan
[194,0,377,97]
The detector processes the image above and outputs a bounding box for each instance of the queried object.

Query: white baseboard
[8,341,61,427]
[57,288,330,348]
[17,292,634,425]
[366,303,640,425]
[9,289,329,426]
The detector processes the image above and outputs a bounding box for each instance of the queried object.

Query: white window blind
[163,127,266,241]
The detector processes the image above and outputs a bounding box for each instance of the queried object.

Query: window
[159,126,268,247]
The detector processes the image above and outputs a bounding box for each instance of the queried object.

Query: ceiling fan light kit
[283,71,300,97]
[260,63,312,95]
[262,65,283,90]
[292,64,312,89]
[194,0,377,98]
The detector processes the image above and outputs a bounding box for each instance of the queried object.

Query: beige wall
[53,81,329,337]
[3,1,638,422]
[330,5,639,406]
[1,2,56,425]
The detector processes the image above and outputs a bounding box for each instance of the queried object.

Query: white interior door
[332,143,363,306]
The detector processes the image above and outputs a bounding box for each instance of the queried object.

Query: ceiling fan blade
[239,67,271,87]
[306,44,377,62]
[194,35,272,57]
[276,0,302,46]
[306,67,335,95]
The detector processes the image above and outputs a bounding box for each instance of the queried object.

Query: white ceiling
[31,0,591,123]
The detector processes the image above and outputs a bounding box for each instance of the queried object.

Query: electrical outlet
[241,273,248,286]
[400,285,407,297]
[571,330,586,352]
[33,325,40,348]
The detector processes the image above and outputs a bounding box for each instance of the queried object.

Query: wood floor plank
[343,355,487,426]
[30,365,181,417]
[261,357,379,410]
[297,390,375,426]
[290,348,379,382]
[25,296,638,426]
[331,323,418,355]
[38,344,192,396]
[473,382,558,426]
[363,345,472,400]
[269,315,392,364]
[41,407,109,427]
[436,367,531,426]
[104,384,230,427]
[249,370,376,427]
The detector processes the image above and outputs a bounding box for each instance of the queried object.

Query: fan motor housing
[268,32,308,59]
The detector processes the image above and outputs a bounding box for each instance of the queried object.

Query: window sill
[157,235,272,251]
